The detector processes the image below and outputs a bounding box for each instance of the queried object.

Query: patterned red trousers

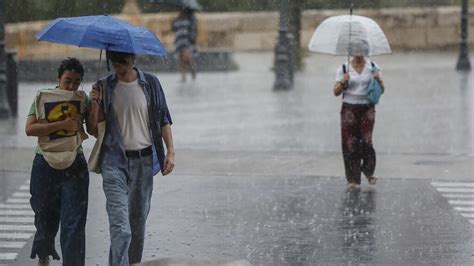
[340,103,376,184]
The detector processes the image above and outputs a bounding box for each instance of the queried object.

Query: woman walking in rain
[25,58,90,265]
[333,40,385,188]
[172,7,198,82]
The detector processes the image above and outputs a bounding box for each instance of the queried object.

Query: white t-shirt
[112,79,153,151]
[335,60,382,105]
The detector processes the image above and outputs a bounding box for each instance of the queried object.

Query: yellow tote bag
[35,89,88,170]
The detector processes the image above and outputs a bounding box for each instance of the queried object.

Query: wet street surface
[0,51,473,265]
[2,174,473,265]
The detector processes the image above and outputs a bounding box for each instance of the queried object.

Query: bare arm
[161,124,175,176]
[25,115,79,137]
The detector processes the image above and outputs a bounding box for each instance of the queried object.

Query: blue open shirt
[99,68,172,176]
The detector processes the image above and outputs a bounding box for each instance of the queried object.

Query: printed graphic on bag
[44,100,81,140]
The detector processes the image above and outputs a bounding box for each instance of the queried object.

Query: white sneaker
[38,256,50,266]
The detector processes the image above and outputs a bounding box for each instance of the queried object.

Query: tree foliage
[6,0,457,23]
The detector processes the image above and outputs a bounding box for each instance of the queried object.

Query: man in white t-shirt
[89,50,174,266]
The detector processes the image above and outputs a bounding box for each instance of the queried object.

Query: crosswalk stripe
[0,210,34,216]
[431,182,474,187]
[448,200,474,205]
[454,206,474,212]
[435,188,474,193]
[0,217,34,224]
[19,185,29,191]
[433,182,474,224]
[0,253,17,260]
[6,198,30,204]
[0,241,26,248]
[0,233,32,239]
[460,213,474,218]
[442,194,474,199]
[0,204,32,209]
[11,192,30,198]
[0,224,36,231]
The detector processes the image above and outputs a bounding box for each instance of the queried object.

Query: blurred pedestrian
[172,7,198,82]
[25,57,90,266]
[88,50,175,266]
[333,40,385,188]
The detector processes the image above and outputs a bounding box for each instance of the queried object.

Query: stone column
[273,0,294,90]
[456,0,471,71]
[0,0,12,118]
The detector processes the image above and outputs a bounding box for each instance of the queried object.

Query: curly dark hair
[57,57,84,80]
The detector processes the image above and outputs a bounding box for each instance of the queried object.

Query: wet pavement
[0,51,473,265]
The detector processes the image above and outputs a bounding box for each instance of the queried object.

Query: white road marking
[11,192,30,198]
[6,198,30,204]
[441,194,474,199]
[432,181,474,225]
[0,210,34,216]
[0,217,34,224]
[0,233,32,239]
[0,241,26,248]
[0,180,35,262]
[454,206,474,212]
[431,182,474,187]
[460,213,474,218]
[0,204,32,209]
[0,224,36,231]
[435,188,474,193]
[0,253,17,260]
[448,200,474,205]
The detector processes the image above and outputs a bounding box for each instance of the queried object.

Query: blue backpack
[367,62,383,105]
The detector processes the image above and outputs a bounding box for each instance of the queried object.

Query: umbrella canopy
[308,15,391,56]
[36,15,167,55]
[151,0,202,11]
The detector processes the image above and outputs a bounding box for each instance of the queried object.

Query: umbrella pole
[97,49,103,81]
[346,4,353,73]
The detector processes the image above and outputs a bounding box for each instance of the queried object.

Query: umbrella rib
[77,17,96,48]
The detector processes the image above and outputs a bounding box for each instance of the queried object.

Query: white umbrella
[308,14,391,57]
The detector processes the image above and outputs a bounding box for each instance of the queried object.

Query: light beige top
[112,79,153,151]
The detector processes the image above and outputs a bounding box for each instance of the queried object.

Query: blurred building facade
[4,6,474,60]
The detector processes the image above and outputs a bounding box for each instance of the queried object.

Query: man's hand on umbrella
[90,84,102,104]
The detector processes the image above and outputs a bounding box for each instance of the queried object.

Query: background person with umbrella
[36,15,175,265]
[308,13,390,188]
[169,0,201,82]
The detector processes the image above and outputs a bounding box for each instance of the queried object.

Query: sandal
[347,181,357,189]
[367,176,378,185]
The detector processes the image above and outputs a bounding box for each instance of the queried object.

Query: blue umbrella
[36,15,167,55]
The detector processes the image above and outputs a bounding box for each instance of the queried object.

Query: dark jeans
[340,103,376,184]
[30,153,89,266]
